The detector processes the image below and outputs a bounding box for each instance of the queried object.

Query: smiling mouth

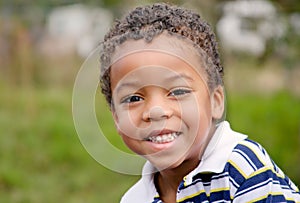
[144,132,181,144]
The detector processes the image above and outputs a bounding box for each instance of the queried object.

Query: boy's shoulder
[228,139,279,174]
[226,138,286,183]
[225,138,300,201]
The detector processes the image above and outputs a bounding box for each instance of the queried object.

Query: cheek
[180,94,212,136]
[120,133,145,156]
[181,95,212,119]
[114,108,141,139]
[115,110,145,155]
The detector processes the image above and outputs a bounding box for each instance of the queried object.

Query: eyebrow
[166,73,195,83]
[114,73,195,94]
[114,81,140,94]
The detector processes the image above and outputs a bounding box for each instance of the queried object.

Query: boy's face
[110,37,224,171]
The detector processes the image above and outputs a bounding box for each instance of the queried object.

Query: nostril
[150,106,164,118]
[143,106,171,121]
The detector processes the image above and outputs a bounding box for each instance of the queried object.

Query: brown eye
[168,88,191,97]
[121,95,143,103]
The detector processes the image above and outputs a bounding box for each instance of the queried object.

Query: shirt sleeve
[232,166,300,202]
[229,140,300,202]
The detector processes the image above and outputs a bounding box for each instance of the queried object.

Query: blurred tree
[269,0,300,13]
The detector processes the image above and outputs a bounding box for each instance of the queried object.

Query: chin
[148,155,185,171]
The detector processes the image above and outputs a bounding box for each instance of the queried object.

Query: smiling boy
[99,3,300,203]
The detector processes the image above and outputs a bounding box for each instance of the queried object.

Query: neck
[154,158,200,203]
[154,124,217,202]
[159,158,200,185]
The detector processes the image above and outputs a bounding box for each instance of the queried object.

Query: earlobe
[211,85,225,120]
[112,109,118,123]
[112,110,122,135]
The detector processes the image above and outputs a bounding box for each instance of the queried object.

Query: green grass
[0,86,139,202]
[0,85,299,202]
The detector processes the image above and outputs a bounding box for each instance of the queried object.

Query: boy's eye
[121,95,143,103]
[168,88,191,97]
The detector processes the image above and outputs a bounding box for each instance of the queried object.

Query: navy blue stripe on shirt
[178,191,209,203]
[226,161,246,186]
[179,173,229,190]
[209,190,231,202]
[253,194,288,203]
[233,148,257,171]
[234,143,265,169]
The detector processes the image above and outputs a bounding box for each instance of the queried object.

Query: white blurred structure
[290,13,300,35]
[41,4,112,57]
[217,0,285,56]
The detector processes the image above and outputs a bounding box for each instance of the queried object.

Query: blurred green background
[0,0,299,202]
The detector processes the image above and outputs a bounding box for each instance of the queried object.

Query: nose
[142,105,173,122]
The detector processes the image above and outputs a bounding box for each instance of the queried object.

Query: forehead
[111,51,197,84]
[110,33,208,78]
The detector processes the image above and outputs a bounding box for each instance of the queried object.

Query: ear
[111,109,122,135]
[211,85,225,120]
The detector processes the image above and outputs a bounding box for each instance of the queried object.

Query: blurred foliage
[269,0,300,12]
[0,87,140,202]
[1,0,298,18]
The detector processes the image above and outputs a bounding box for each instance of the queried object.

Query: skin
[109,37,224,202]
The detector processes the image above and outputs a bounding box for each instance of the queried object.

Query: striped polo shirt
[120,121,300,203]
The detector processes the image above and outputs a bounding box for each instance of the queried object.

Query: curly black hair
[100,2,223,106]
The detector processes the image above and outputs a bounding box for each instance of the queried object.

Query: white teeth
[147,132,179,143]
